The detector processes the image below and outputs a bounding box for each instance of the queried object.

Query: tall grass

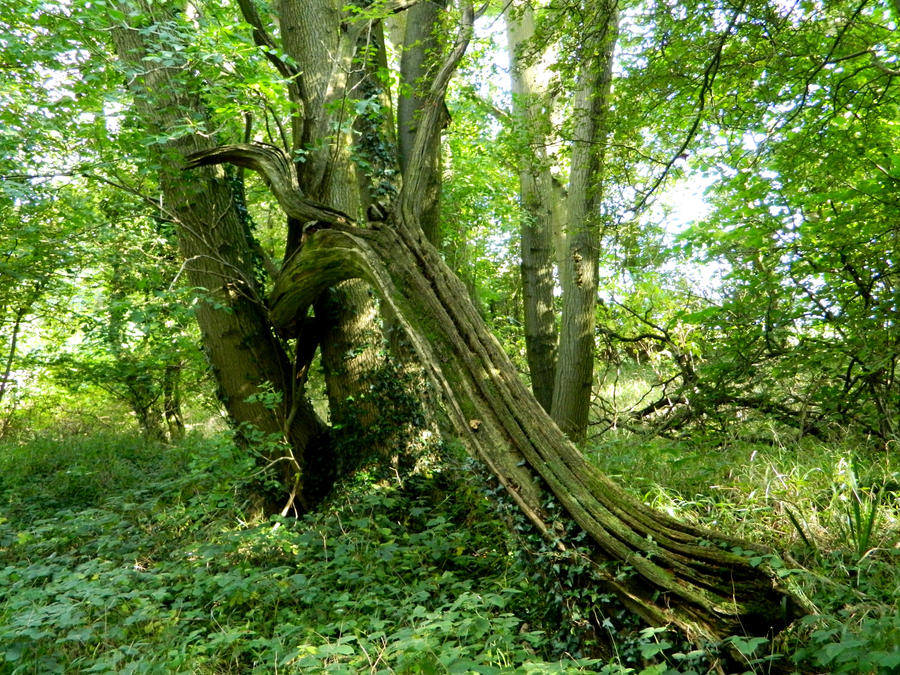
[587,371,900,674]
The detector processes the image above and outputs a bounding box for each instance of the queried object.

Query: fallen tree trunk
[186,143,809,648]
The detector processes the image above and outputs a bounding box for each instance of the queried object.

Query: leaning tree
[102,0,810,655]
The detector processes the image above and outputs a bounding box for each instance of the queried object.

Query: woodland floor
[0,423,898,674]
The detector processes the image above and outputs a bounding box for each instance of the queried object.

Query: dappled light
[2,0,899,672]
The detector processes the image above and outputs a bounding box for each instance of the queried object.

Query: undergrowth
[589,432,900,674]
[0,432,606,674]
[3,428,899,673]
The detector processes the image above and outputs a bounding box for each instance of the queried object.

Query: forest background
[1,0,899,673]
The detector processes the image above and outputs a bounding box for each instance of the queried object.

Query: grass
[587,431,900,674]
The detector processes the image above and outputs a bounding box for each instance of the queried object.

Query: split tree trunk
[241,0,398,465]
[187,142,808,648]
[122,0,807,653]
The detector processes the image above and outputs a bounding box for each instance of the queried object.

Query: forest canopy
[1,0,899,672]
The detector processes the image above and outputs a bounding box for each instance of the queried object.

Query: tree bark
[552,2,619,443]
[398,0,447,244]
[186,142,809,649]
[0,305,27,410]
[254,0,399,465]
[507,3,560,414]
[112,6,330,508]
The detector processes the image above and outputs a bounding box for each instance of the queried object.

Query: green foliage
[3,0,900,671]
[5,427,895,674]
[1,0,213,441]
[443,64,522,323]
[0,432,605,674]
[590,425,900,674]
[828,458,886,564]
[667,0,900,441]
[328,355,435,474]
[791,612,900,674]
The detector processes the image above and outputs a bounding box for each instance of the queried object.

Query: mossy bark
[187,143,809,648]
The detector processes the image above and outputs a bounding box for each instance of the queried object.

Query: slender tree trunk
[0,305,26,410]
[552,3,618,442]
[507,4,560,413]
[0,300,28,439]
[131,392,167,443]
[163,362,185,441]
[398,0,447,245]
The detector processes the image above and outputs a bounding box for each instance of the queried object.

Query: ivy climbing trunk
[269,0,395,465]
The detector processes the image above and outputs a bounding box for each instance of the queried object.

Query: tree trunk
[0,305,27,410]
[551,2,619,443]
[187,142,809,650]
[163,362,186,442]
[132,392,167,443]
[398,0,447,245]
[507,3,560,414]
[112,7,331,509]
[274,0,398,466]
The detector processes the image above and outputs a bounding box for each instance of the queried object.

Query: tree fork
[186,144,811,651]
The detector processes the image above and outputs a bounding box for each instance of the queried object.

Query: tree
[186,1,806,648]
[642,0,900,440]
[397,0,448,244]
[6,0,808,655]
[506,1,561,413]
[0,200,59,427]
[44,208,197,442]
[549,1,619,443]
[503,1,619,442]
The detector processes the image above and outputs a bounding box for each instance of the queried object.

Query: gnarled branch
[183,144,353,226]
